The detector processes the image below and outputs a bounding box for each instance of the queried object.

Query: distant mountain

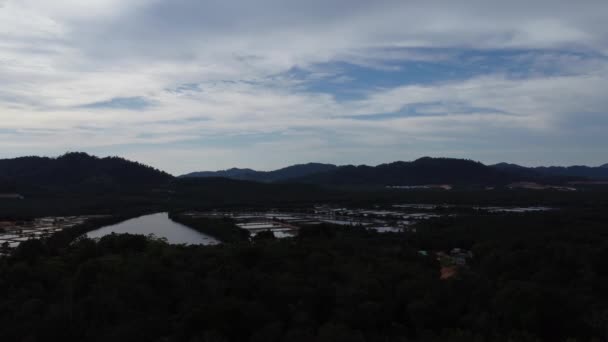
[0,152,172,193]
[491,163,546,179]
[182,168,257,180]
[492,163,608,180]
[3,152,603,194]
[183,158,591,187]
[295,157,519,186]
[181,163,337,182]
[533,166,608,180]
[173,176,333,204]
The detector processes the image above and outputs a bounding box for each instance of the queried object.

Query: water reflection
[87,213,219,245]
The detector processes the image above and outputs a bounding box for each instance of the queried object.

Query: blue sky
[0,0,607,174]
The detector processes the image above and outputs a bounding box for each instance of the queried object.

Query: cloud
[0,0,607,172]
[79,97,155,110]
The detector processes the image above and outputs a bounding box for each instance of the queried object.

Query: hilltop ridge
[0,152,172,193]
[2,153,606,194]
[181,163,337,183]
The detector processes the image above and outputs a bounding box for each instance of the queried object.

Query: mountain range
[491,163,608,181]
[183,157,608,185]
[1,152,607,194]
[181,163,338,183]
[295,158,516,186]
[0,152,171,193]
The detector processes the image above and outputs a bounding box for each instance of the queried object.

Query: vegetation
[295,157,554,186]
[533,165,608,180]
[2,177,607,220]
[181,163,337,182]
[169,213,250,243]
[182,157,605,185]
[2,153,608,341]
[1,153,594,197]
[1,206,607,341]
[0,152,172,194]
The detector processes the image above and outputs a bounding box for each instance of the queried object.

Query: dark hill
[181,163,337,182]
[491,163,608,181]
[172,176,335,205]
[533,166,608,180]
[0,152,172,193]
[181,168,257,180]
[296,157,517,186]
[490,162,546,179]
[183,158,585,187]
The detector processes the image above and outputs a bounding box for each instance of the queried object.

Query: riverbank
[168,212,250,243]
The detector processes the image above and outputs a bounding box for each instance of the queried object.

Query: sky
[1,0,607,175]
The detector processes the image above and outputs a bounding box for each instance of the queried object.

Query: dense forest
[181,163,338,182]
[0,152,172,194]
[2,178,607,219]
[1,207,607,341]
[1,153,608,341]
[169,213,250,243]
[492,163,608,181]
[0,153,595,196]
[295,157,521,186]
[182,157,598,186]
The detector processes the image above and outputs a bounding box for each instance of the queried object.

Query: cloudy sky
[1,0,607,174]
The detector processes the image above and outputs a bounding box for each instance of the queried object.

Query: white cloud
[0,0,607,172]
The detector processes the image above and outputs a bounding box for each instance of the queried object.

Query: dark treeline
[2,183,608,220]
[181,162,338,182]
[1,151,607,220]
[2,153,603,201]
[0,194,168,219]
[1,207,607,341]
[0,152,172,194]
[169,213,250,243]
[183,157,599,185]
[296,157,519,186]
[171,177,608,209]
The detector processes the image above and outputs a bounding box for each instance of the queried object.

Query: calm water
[86,212,220,245]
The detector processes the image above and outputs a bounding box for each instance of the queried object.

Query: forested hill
[0,153,598,193]
[2,207,608,341]
[181,168,257,180]
[183,158,582,187]
[181,163,337,182]
[294,157,524,186]
[492,162,608,180]
[0,152,172,193]
[533,165,608,180]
